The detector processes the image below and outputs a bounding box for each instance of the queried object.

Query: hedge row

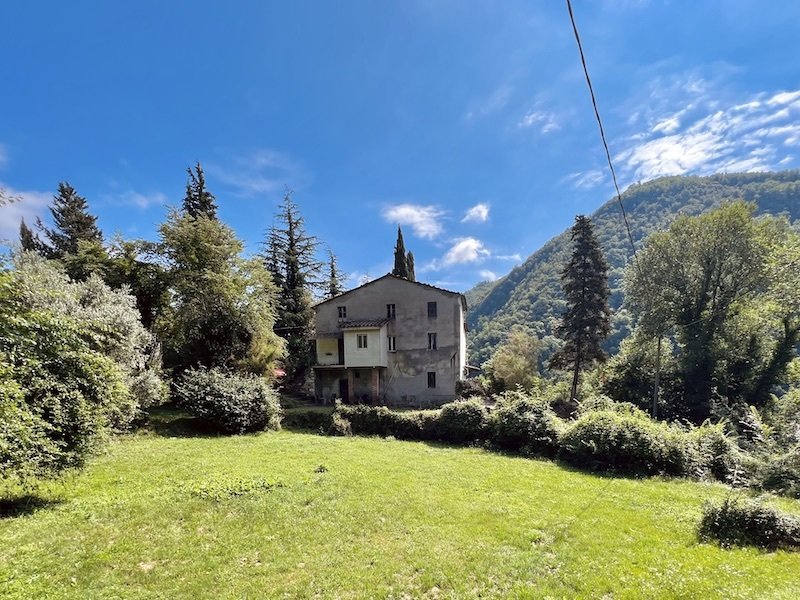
[325,393,744,480]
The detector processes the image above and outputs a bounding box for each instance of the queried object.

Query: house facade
[313,274,468,407]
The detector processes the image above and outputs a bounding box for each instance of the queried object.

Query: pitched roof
[314,273,468,311]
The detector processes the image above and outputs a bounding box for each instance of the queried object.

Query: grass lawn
[1,413,799,599]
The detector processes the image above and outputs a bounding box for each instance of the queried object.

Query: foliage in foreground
[2,428,799,598]
[174,367,282,434]
[1,257,165,481]
[698,496,800,550]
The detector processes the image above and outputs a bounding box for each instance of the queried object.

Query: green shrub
[559,409,697,475]
[489,391,562,456]
[328,412,352,436]
[281,408,333,432]
[698,496,800,550]
[689,422,742,482]
[753,450,800,499]
[174,368,282,434]
[429,399,488,444]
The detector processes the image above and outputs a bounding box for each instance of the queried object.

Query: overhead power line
[565,0,639,263]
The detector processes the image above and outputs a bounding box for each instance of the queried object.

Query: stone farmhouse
[312,274,468,407]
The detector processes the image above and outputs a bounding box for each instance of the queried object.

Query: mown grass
[1,413,799,599]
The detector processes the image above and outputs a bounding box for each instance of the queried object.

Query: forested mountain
[467,170,800,365]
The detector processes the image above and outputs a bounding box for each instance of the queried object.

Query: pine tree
[548,215,611,401]
[19,218,40,252]
[325,249,345,299]
[39,182,103,256]
[265,192,322,385]
[182,162,217,219]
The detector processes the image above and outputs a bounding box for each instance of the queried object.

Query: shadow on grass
[144,405,223,438]
[0,494,63,519]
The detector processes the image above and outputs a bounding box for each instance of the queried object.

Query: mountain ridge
[467,170,800,365]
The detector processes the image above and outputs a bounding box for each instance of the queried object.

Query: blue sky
[2,0,800,291]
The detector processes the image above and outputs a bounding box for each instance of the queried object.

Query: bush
[689,423,742,482]
[488,391,562,456]
[281,408,333,432]
[752,450,800,499]
[174,368,281,434]
[698,496,800,550]
[559,409,697,475]
[334,401,487,444]
[1,270,136,480]
[430,399,488,444]
[328,412,352,436]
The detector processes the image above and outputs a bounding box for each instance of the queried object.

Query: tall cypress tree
[406,251,416,282]
[391,226,416,280]
[548,215,611,400]
[182,162,217,219]
[392,226,409,278]
[39,182,103,256]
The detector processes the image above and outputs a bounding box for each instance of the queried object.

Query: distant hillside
[467,170,800,365]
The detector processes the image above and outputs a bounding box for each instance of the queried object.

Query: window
[427,372,436,388]
[357,334,368,349]
[387,335,396,352]
[386,303,396,319]
[337,306,347,319]
[428,332,437,350]
[427,301,437,318]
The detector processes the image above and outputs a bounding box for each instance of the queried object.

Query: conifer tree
[325,249,345,299]
[392,226,416,280]
[182,162,217,219]
[264,192,322,385]
[392,226,409,278]
[38,182,103,257]
[548,215,611,400]
[406,251,416,282]
[19,218,40,252]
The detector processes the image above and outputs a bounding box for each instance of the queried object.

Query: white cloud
[518,110,560,134]
[442,237,490,266]
[206,149,309,197]
[0,183,51,244]
[495,253,522,262]
[461,203,490,223]
[564,169,606,190]
[616,87,800,182]
[479,269,498,281]
[382,203,445,239]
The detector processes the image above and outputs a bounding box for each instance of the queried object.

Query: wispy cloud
[495,253,522,262]
[461,202,490,223]
[518,110,560,134]
[0,183,51,243]
[465,86,512,120]
[206,149,310,197]
[564,169,606,190]
[107,189,168,209]
[616,88,800,182]
[382,203,445,239]
[479,269,498,281]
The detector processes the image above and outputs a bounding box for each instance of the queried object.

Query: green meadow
[2,412,799,599]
